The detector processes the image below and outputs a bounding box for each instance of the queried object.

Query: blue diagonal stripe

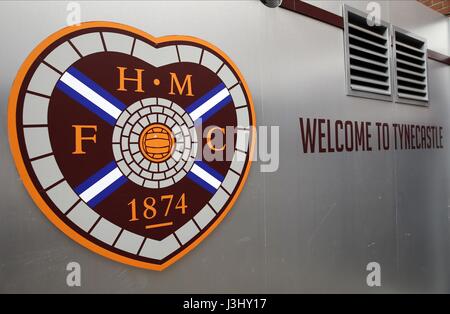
[67,67,127,112]
[56,80,117,125]
[75,161,118,194]
[187,172,216,194]
[197,94,232,122]
[185,83,227,114]
[194,161,225,182]
[87,175,128,207]
[56,67,126,125]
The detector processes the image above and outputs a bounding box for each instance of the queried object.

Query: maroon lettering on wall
[298,117,444,154]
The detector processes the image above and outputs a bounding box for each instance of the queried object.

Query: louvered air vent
[393,27,429,105]
[344,6,392,101]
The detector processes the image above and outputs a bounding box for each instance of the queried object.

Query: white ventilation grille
[343,6,392,101]
[393,27,429,105]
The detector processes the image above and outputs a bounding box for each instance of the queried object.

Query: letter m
[169,72,194,96]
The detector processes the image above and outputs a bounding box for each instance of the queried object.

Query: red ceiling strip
[428,49,450,65]
[280,0,450,66]
[281,0,344,29]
